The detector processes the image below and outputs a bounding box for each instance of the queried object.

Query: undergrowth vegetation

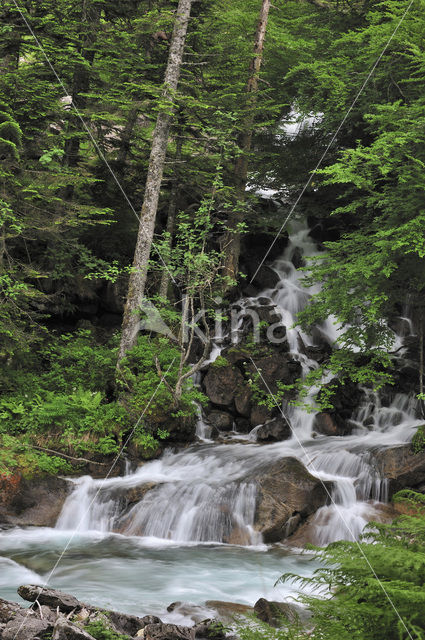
[0,329,204,476]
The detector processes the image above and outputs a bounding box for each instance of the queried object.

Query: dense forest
[1,0,425,639]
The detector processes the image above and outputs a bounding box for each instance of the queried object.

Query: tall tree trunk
[64,0,100,169]
[159,133,183,300]
[117,0,192,365]
[222,0,271,285]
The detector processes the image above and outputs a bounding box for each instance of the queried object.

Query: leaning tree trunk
[158,132,183,300]
[222,0,271,285]
[117,0,192,365]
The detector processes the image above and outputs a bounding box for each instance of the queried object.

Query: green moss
[210,355,230,368]
[411,425,425,454]
[85,620,130,640]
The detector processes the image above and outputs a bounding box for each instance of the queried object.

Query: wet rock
[143,622,192,640]
[304,344,331,364]
[18,585,80,613]
[291,247,305,269]
[253,457,333,542]
[250,405,274,427]
[256,417,291,443]
[234,417,252,433]
[246,354,302,395]
[0,476,70,527]
[251,265,279,290]
[205,601,253,623]
[205,410,233,431]
[203,364,244,408]
[52,618,95,640]
[319,379,364,420]
[240,232,289,284]
[373,444,425,496]
[3,616,53,640]
[121,482,157,507]
[254,598,310,627]
[235,385,252,417]
[313,412,353,437]
[247,303,281,326]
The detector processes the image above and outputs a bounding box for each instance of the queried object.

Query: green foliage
[84,620,129,640]
[118,335,206,420]
[273,491,425,640]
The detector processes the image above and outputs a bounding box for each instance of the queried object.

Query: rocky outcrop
[203,363,245,408]
[373,444,425,496]
[0,475,70,527]
[252,458,333,542]
[205,410,234,431]
[202,349,302,434]
[254,598,311,627]
[1,585,227,640]
[313,412,353,437]
[256,417,291,442]
[17,585,80,613]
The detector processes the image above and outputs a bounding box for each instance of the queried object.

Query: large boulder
[205,410,234,431]
[0,475,70,527]
[253,458,333,542]
[246,354,302,395]
[313,412,353,437]
[256,417,291,442]
[250,405,274,427]
[373,444,425,496]
[254,598,311,627]
[18,585,80,613]
[203,362,245,408]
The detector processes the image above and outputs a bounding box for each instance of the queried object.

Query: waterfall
[56,220,421,548]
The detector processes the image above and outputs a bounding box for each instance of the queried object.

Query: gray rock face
[203,364,245,407]
[256,417,291,442]
[313,412,352,437]
[254,598,311,627]
[250,405,274,427]
[253,457,333,542]
[52,618,96,640]
[3,616,53,640]
[0,476,70,527]
[18,584,80,613]
[373,444,425,496]
[205,410,233,431]
[108,610,148,636]
[144,622,193,640]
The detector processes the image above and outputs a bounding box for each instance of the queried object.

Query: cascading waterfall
[55,220,421,548]
[0,217,421,617]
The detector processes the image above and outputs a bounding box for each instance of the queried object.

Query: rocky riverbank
[0,585,308,640]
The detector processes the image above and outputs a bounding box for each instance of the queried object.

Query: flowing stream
[0,220,420,621]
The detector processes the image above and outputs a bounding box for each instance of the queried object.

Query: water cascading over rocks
[54,220,423,548]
